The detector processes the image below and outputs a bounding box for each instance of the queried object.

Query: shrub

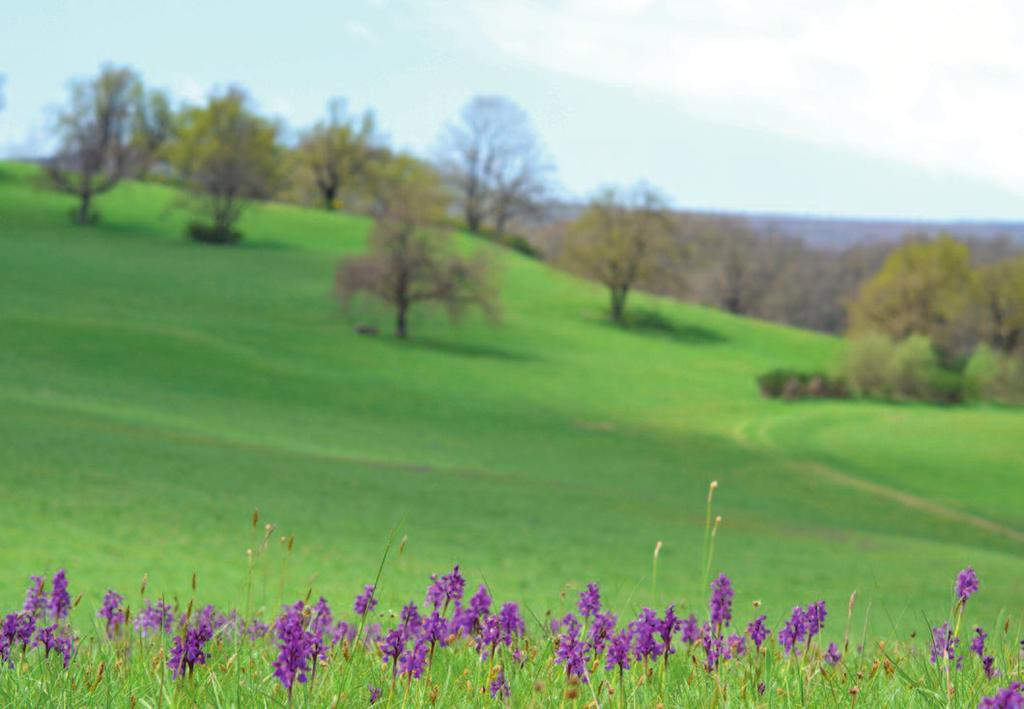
[757,369,847,400]
[841,334,966,403]
[964,344,1024,403]
[885,335,940,401]
[187,222,242,245]
[842,332,894,398]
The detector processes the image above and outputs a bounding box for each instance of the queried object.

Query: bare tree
[438,95,552,235]
[336,156,499,338]
[294,99,384,211]
[168,88,281,243]
[559,184,679,324]
[46,66,170,224]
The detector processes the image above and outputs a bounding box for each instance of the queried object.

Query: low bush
[757,369,848,400]
[841,333,967,403]
[187,221,243,245]
[964,344,1024,403]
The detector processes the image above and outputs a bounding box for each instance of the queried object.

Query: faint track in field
[732,410,1024,545]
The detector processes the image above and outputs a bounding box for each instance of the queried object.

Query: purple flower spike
[272,601,315,691]
[680,614,700,644]
[354,585,378,616]
[369,684,383,705]
[168,614,213,680]
[804,601,827,638]
[48,570,71,622]
[779,607,806,655]
[930,623,958,665]
[379,628,405,676]
[498,602,525,645]
[972,627,988,657]
[578,582,601,618]
[605,628,633,671]
[97,590,125,639]
[24,576,47,618]
[489,668,511,699]
[747,615,770,650]
[824,642,842,665]
[399,639,429,678]
[983,655,999,679]
[555,632,589,682]
[956,567,979,603]
[426,565,466,609]
[709,574,734,630]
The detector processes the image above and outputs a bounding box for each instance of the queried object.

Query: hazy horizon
[4,0,1024,221]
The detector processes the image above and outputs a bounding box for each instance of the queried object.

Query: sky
[2,0,1024,220]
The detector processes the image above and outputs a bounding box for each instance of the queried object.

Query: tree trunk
[76,191,92,225]
[610,286,628,325]
[395,303,408,339]
[465,206,482,234]
[323,185,337,211]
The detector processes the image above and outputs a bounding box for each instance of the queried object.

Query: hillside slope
[1,161,1021,630]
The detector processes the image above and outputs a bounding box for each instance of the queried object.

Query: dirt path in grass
[733,413,1024,544]
[795,459,1024,544]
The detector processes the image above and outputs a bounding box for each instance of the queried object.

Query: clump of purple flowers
[135,599,175,637]
[978,682,1024,709]
[824,642,842,666]
[168,611,213,680]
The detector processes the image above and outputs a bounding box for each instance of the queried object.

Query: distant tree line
[26,65,1024,359]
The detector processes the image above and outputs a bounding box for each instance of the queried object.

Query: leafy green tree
[168,88,281,244]
[46,65,171,224]
[293,99,385,211]
[848,235,972,353]
[336,156,499,338]
[972,255,1024,354]
[559,184,678,324]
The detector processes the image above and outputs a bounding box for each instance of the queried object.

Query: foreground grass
[1,504,1021,708]
[1,161,1023,637]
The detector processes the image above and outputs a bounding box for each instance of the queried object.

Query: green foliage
[848,235,972,355]
[2,161,1024,637]
[964,344,1024,403]
[167,88,281,242]
[842,334,964,402]
[560,184,679,323]
[973,255,1024,354]
[757,369,848,399]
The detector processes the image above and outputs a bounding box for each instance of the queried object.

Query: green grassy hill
[1,161,1021,633]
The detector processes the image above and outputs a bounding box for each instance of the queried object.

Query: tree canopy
[46,65,171,224]
[559,184,679,324]
[168,88,281,243]
[336,156,499,338]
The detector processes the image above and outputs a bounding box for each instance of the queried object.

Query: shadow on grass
[608,308,728,345]
[397,336,538,362]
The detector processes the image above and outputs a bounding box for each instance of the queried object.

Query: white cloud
[346,20,374,40]
[456,0,1024,194]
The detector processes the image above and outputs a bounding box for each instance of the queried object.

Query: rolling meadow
[1,160,1023,705]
